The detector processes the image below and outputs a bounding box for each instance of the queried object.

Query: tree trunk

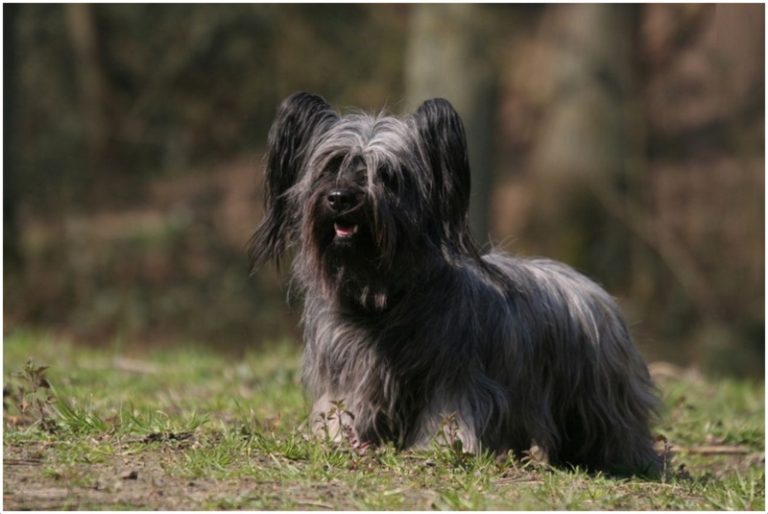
[530,4,723,322]
[528,5,639,287]
[66,4,109,173]
[404,4,498,247]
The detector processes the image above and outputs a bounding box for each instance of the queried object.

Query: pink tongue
[335,223,357,237]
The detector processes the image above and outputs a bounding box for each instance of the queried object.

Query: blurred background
[3,4,764,376]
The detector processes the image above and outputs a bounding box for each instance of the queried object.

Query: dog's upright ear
[250,92,338,268]
[412,98,475,253]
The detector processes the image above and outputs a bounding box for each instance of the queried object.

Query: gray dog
[250,92,661,476]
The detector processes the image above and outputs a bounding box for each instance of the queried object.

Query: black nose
[327,190,355,212]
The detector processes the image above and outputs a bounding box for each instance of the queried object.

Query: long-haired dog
[250,92,661,476]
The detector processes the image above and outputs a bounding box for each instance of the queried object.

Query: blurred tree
[4,3,21,268]
[405,4,499,246]
[66,4,110,177]
[528,4,640,290]
[524,4,764,372]
[639,4,764,371]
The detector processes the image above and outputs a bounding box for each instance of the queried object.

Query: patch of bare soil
[5,442,261,510]
[4,440,388,510]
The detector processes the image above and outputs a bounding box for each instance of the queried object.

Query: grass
[3,330,765,510]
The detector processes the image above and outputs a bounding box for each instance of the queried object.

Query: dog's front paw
[342,424,371,455]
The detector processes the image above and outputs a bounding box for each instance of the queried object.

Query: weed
[4,360,57,432]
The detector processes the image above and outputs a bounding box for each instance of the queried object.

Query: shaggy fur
[250,92,661,476]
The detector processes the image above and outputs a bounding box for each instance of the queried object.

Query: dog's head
[250,92,479,309]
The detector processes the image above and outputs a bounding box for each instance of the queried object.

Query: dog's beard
[298,186,431,313]
[300,191,389,311]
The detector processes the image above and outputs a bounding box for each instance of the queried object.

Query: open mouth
[334,222,359,239]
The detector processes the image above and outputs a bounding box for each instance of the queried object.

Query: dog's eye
[379,168,400,191]
[321,155,345,177]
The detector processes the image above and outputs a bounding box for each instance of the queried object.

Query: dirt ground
[6,441,220,510]
[4,440,444,510]
[6,442,330,510]
[5,439,765,511]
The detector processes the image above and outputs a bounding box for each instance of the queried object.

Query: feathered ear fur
[249,92,338,267]
[412,98,477,256]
